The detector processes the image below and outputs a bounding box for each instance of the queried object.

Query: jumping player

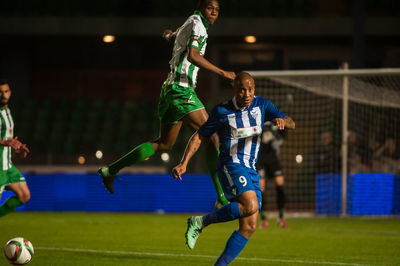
[257,121,288,228]
[98,0,235,207]
[172,72,295,265]
[0,79,31,218]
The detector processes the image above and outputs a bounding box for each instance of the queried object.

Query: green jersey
[164,10,210,91]
[0,107,14,171]
[0,107,25,195]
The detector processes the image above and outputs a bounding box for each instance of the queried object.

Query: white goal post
[248,67,400,215]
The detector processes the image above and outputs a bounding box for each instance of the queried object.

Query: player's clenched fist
[172,163,186,180]
[273,118,285,130]
[223,71,236,81]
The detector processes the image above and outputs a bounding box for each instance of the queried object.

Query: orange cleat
[260,219,269,229]
[277,219,288,228]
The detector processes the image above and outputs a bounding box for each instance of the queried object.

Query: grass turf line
[0,212,399,265]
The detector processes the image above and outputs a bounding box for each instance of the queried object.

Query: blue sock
[203,202,241,227]
[215,230,248,266]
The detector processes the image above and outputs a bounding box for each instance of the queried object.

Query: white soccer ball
[4,237,34,265]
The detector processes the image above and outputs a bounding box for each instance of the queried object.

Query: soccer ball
[4,237,34,265]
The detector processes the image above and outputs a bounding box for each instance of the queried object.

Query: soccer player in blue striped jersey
[172,72,295,265]
[98,0,235,207]
[0,79,31,218]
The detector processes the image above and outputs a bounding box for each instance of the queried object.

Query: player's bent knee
[24,193,31,203]
[19,191,31,203]
[20,196,30,203]
[239,220,257,236]
[241,201,259,217]
[247,221,257,234]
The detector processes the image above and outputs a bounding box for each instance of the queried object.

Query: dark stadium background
[0,0,399,213]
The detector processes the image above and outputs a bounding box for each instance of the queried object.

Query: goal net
[249,68,400,214]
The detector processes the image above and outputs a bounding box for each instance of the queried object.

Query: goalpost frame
[248,67,400,216]
[341,63,349,216]
[247,68,400,78]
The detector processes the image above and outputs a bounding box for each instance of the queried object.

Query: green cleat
[98,166,116,194]
[185,216,204,250]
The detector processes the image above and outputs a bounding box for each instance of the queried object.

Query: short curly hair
[197,0,219,10]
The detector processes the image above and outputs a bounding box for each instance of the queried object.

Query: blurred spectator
[347,131,370,174]
[367,138,381,166]
[372,138,400,174]
[314,130,341,173]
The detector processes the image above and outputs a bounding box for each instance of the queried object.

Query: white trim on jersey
[241,111,252,168]
[2,147,8,170]
[1,111,10,169]
[228,114,240,164]
[223,165,234,186]
[7,109,13,169]
[192,69,199,87]
[179,56,192,87]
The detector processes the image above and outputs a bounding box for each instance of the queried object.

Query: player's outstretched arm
[188,47,235,81]
[162,29,176,43]
[273,116,295,130]
[172,132,205,180]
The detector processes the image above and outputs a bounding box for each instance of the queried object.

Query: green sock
[0,196,24,218]
[205,149,229,205]
[260,210,267,220]
[108,142,155,175]
[279,208,284,219]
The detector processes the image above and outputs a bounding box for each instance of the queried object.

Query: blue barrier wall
[3,173,399,215]
[0,174,218,213]
[316,173,400,216]
[350,173,394,216]
[394,175,400,215]
[316,174,344,215]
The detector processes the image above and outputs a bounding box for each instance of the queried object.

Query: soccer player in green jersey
[98,0,235,206]
[0,79,31,218]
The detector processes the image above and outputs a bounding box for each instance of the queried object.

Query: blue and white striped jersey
[198,96,286,171]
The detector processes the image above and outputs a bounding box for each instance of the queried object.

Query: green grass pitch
[1,212,399,265]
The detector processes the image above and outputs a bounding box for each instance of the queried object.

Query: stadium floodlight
[244,35,256,44]
[103,35,115,43]
[78,156,86,165]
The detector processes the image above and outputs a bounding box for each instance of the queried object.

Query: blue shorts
[217,162,262,211]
